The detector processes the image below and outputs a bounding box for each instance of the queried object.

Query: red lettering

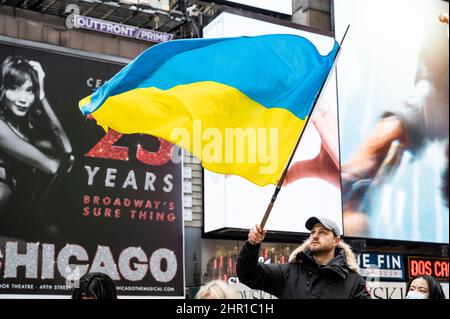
[134,199,144,208]
[93,207,101,217]
[424,261,432,275]
[442,261,449,278]
[411,260,421,276]
[435,261,442,277]
[434,261,449,278]
[409,260,449,278]
[85,129,128,161]
[103,197,111,206]
[411,259,436,277]
[136,137,173,166]
[85,117,174,165]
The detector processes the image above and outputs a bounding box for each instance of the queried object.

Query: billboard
[0,39,184,297]
[357,253,405,281]
[367,281,407,299]
[202,12,341,234]
[334,0,449,242]
[407,256,449,281]
[208,0,293,15]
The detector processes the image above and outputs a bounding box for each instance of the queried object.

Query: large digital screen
[203,13,342,234]
[334,0,449,243]
[210,0,293,15]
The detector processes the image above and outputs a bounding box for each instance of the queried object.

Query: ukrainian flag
[79,35,338,186]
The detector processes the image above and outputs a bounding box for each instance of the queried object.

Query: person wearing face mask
[405,275,446,299]
[0,56,73,240]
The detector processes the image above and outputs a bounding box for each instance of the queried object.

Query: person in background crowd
[72,272,117,300]
[405,275,446,299]
[237,216,371,299]
[195,279,238,299]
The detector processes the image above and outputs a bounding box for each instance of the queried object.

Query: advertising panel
[209,0,293,15]
[357,253,405,280]
[203,12,341,234]
[334,0,449,242]
[407,256,449,281]
[367,281,407,299]
[0,40,184,297]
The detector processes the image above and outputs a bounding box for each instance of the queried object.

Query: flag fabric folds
[79,34,339,186]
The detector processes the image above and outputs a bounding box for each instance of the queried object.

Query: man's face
[309,223,339,253]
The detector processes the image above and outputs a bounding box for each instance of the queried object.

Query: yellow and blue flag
[79,35,339,186]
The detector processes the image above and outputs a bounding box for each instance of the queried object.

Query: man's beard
[310,243,331,254]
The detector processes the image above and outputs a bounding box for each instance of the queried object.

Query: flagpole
[259,25,350,230]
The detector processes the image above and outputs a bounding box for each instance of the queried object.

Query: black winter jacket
[237,240,371,299]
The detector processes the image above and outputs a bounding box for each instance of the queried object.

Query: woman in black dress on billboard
[0,56,73,238]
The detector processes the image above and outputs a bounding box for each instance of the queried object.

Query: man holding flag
[237,217,371,299]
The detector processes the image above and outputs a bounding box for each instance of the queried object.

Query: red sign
[407,256,449,281]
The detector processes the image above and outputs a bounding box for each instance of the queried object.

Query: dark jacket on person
[237,239,371,299]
